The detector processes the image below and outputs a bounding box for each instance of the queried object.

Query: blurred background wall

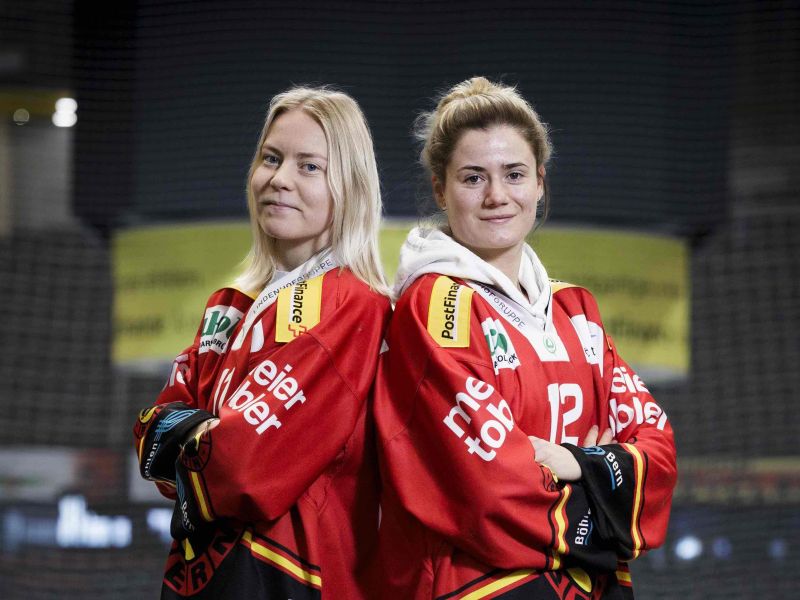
[1,1,798,597]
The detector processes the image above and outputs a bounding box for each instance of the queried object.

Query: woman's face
[251,109,334,267]
[435,124,543,261]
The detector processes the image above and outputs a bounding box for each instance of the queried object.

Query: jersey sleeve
[138,347,200,501]
[155,347,200,407]
[175,285,391,527]
[134,288,251,500]
[375,279,620,572]
[561,290,677,560]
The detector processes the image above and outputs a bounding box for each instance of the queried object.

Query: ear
[537,165,546,200]
[432,175,446,209]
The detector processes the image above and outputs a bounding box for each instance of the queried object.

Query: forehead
[450,125,534,165]
[264,109,327,152]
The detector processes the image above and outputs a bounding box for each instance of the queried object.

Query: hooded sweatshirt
[393,226,551,328]
[373,226,677,600]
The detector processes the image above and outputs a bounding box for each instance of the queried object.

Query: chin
[259,219,293,239]
[474,237,524,251]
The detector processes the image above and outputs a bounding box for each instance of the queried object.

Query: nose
[484,178,508,207]
[269,161,293,191]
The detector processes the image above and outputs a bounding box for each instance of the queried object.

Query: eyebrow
[261,144,281,155]
[457,162,529,172]
[261,144,327,160]
[296,152,328,162]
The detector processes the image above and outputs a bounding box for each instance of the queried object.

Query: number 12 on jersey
[547,383,583,445]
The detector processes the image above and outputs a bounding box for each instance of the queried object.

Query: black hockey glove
[563,443,640,558]
[170,429,215,542]
[133,402,214,483]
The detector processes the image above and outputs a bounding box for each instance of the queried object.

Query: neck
[273,238,330,272]
[467,242,524,289]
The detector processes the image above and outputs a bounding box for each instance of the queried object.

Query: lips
[260,200,298,211]
[480,214,515,222]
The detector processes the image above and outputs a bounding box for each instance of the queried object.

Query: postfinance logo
[427,276,473,348]
[275,275,324,343]
[481,318,520,373]
[200,305,244,355]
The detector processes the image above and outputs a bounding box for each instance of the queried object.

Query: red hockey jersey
[374,273,677,599]
[139,266,391,599]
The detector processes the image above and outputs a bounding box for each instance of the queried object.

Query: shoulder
[323,268,392,315]
[549,279,603,321]
[396,273,473,312]
[203,286,255,314]
[394,274,475,348]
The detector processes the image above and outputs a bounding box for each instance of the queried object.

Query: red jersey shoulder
[550,281,610,369]
[205,286,257,311]
[394,274,475,350]
[393,273,436,318]
[550,280,603,323]
[324,267,392,316]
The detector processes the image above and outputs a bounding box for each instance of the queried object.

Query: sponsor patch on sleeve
[427,276,473,348]
[200,305,244,355]
[569,314,604,374]
[275,274,324,343]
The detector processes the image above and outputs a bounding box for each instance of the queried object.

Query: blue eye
[303,163,319,173]
[263,154,279,166]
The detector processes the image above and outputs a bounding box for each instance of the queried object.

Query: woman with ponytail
[374,77,676,599]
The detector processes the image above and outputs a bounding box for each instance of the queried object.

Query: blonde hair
[415,76,553,222]
[235,86,388,295]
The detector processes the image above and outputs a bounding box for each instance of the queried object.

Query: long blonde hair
[235,86,388,295]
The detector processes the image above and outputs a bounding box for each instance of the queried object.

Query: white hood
[394,227,552,329]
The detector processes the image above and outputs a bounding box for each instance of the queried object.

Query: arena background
[1,1,798,597]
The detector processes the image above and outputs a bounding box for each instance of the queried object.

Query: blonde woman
[134,86,390,599]
[374,77,677,599]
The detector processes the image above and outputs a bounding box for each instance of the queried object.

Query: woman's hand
[529,437,581,481]
[582,424,616,447]
[529,426,616,482]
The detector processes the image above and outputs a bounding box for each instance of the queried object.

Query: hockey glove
[563,443,640,558]
[134,402,214,483]
[170,429,215,542]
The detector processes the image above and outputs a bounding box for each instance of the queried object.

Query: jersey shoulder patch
[275,274,324,343]
[426,275,473,348]
[549,279,578,294]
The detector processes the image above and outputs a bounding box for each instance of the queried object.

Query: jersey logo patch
[481,318,520,372]
[569,314,604,374]
[200,305,244,355]
[275,275,323,342]
[427,276,473,348]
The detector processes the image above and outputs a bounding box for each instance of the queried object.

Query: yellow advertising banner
[112,222,251,365]
[532,226,689,378]
[113,220,688,378]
